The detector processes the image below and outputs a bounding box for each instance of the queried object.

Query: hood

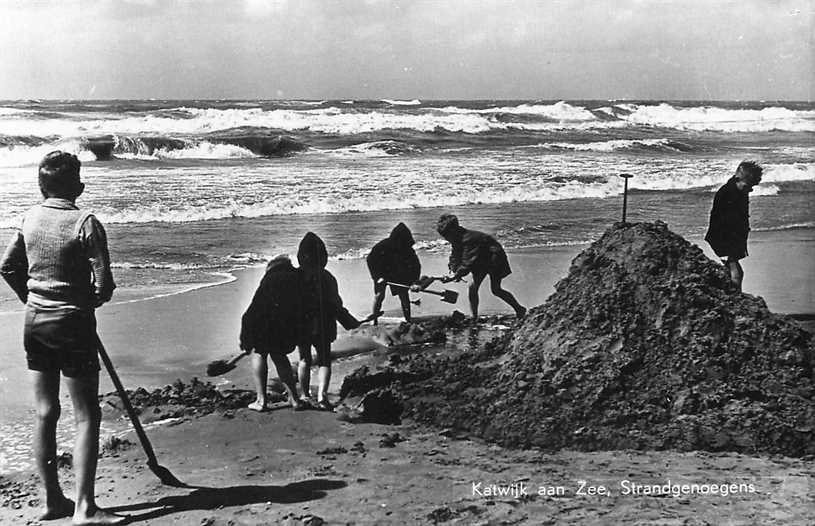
[297,231,328,268]
[389,222,415,247]
[265,254,294,273]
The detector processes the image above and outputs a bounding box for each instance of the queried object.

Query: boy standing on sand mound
[0,152,125,525]
[436,213,526,322]
[705,160,763,292]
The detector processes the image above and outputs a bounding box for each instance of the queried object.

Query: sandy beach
[1,1,813,523]
[1,225,813,524]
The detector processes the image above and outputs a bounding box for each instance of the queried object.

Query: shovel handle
[95,335,159,466]
[228,351,249,365]
[385,280,441,295]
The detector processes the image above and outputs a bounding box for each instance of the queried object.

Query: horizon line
[0,97,812,103]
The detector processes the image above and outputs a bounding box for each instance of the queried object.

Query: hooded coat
[239,255,302,354]
[366,222,421,294]
[705,177,750,259]
[298,232,358,345]
[438,218,511,280]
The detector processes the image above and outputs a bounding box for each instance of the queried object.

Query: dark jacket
[239,255,302,354]
[445,226,511,279]
[298,232,359,346]
[366,222,421,291]
[705,178,750,259]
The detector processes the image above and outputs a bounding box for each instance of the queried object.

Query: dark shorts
[253,343,297,358]
[299,340,332,367]
[24,308,100,377]
[473,245,512,281]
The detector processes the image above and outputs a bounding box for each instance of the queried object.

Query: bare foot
[72,507,127,525]
[247,401,267,412]
[39,495,74,520]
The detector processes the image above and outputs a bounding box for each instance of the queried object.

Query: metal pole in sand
[620,173,633,223]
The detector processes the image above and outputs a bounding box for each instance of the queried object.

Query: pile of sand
[345,222,815,456]
[99,378,259,422]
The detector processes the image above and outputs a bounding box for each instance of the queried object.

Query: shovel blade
[441,290,458,304]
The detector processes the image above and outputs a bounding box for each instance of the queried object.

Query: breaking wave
[2,101,811,143]
[540,138,691,153]
[608,103,815,132]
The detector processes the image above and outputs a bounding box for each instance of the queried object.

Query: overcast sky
[0,0,811,100]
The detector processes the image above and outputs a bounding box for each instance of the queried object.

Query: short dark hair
[436,213,459,236]
[735,160,763,185]
[38,151,81,198]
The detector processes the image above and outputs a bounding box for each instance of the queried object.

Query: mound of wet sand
[345,222,815,456]
[99,378,261,422]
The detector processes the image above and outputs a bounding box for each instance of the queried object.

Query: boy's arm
[366,243,386,277]
[406,250,421,282]
[448,242,463,274]
[0,231,29,303]
[452,236,484,279]
[80,215,116,306]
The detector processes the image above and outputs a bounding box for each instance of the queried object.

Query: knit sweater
[0,198,115,310]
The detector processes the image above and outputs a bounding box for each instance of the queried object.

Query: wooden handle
[95,335,159,466]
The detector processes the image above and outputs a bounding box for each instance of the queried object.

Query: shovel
[382,279,458,304]
[96,335,186,487]
[206,351,248,377]
[415,275,465,290]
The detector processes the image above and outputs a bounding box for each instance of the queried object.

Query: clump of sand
[99,378,260,422]
[347,222,815,457]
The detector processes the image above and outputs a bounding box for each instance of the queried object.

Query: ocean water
[0,99,812,310]
[0,99,814,473]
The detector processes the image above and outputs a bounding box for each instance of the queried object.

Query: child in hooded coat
[366,222,421,323]
[297,232,361,411]
[437,213,526,321]
[239,255,305,411]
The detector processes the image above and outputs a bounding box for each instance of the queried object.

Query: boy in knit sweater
[0,151,124,525]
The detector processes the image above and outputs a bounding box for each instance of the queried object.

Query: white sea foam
[753,221,815,232]
[0,139,94,167]
[324,140,421,157]
[621,103,815,132]
[112,261,209,271]
[434,101,598,121]
[761,163,815,183]
[541,138,680,152]
[1,102,810,140]
[122,141,256,160]
[382,99,421,105]
[0,107,32,116]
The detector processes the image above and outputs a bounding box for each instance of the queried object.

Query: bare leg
[65,373,125,525]
[397,290,412,322]
[468,272,486,321]
[371,288,386,325]
[489,276,526,317]
[297,343,313,402]
[30,370,74,520]
[269,354,301,407]
[316,366,331,403]
[726,258,744,292]
[248,352,268,411]
[315,343,332,407]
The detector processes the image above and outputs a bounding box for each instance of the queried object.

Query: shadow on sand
[110,479,347,522]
